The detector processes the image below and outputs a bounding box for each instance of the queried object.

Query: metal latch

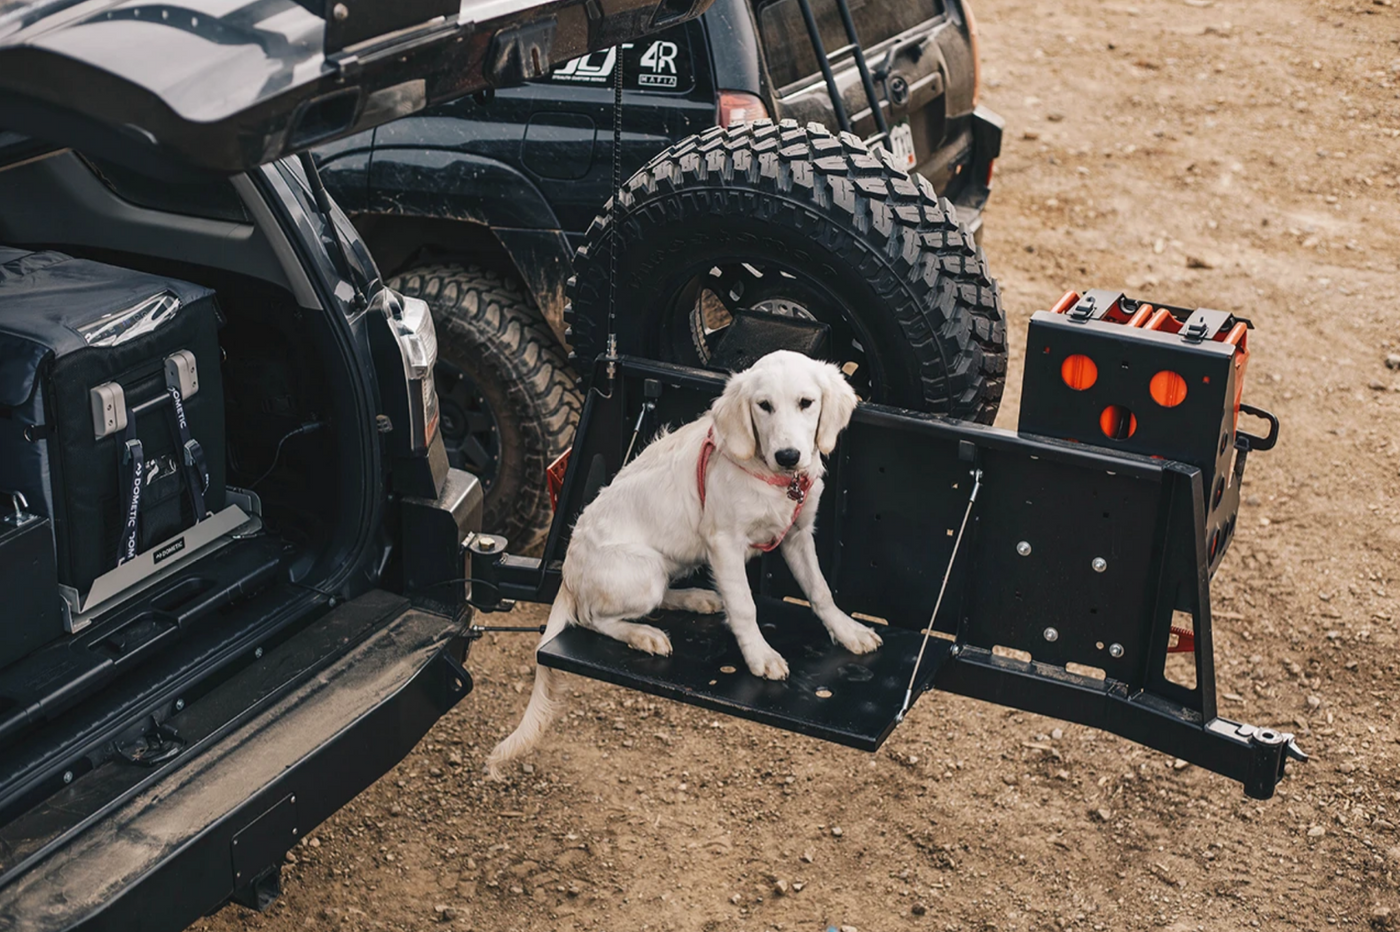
[164,349,200,399]
[90,381,128,440]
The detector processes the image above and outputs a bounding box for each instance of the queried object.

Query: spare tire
[564,119,1006,422]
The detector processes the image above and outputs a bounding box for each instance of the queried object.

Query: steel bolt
[1016,541,1032,557]
[1108,643,1125,659]
[254,646,264,659]
[948,644,962,657]
[479,536,497,552]
[1092,557,1108,573]
[1043,627,1059,643]
[332,2,349,21]
[63,770,73,784]
[174,698,185,712]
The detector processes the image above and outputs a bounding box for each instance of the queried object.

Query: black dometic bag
[0,248,232,628]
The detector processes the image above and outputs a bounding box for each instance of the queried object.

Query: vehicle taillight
[390,294,441,453]
[963,0,981,107]
[984,157,995,188]
[718,91,768,127]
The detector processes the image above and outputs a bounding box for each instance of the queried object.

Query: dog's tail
[486,584,575,780]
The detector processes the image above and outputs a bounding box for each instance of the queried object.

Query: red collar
[697,428,813,552]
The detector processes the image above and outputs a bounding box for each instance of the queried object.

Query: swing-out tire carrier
[468,357,1305,800]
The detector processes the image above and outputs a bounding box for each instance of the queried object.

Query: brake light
[718,91,768,127]
[963,0,981,107]
[389,293,441,454]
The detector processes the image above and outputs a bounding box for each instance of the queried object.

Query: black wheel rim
[435,358,500,487]
[655,258,884,400]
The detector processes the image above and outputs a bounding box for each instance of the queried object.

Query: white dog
[487,350,882,778]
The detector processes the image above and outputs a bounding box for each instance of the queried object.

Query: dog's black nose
[774,448,801,469]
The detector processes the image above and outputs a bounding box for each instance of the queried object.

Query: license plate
[888,121,917,170]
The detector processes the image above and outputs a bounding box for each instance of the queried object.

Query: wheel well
[349,213,516,283]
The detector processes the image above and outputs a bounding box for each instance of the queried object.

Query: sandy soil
[201,1,1400,929]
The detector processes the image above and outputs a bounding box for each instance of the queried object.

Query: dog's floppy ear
[816,363,858,455]
[711,370,757,461]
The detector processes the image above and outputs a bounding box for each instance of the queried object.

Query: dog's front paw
[744,644,790,680]
[823,610,879,652]
[624,623,673,656]
[829,614,884,654]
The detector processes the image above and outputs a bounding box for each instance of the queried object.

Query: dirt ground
[201,1,1400,929]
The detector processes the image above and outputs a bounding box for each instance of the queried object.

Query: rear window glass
[757,0,945,90]
[536,25,695,93]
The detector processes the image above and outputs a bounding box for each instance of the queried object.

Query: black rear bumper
[0,594,471,932]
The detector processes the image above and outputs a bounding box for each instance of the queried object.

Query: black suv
[316,0,1003,550]
[0,0,711,928]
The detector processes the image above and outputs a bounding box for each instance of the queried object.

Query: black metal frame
[468,357,1305,799]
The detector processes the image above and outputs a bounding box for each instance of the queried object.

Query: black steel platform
[536,599,948,751]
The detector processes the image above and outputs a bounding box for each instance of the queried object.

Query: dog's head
[710,350,859,473]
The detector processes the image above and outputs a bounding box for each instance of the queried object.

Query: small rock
[1002,773,1020,786]
[1370,380,1388,391]
[841,926,859,932]
[792,881,806,892]
[1173,758,1190,771]
[434,904,457,922]
[774,879,789,896]
[1093,808,1112,822]
[801,850,815,863]
[309,837,321,848]
[1308,825,1326,838]
[1023,129,1041,140]
[1185,254,1216,270]
[831,826,843,837]
[522,762,534,775]
[912,903,928,916]
[1307,695,1322,710]
[730,893,743,905]
[1386,353,1400,370]
[389,804,403,816]
[1046,112,1065,122]
[284,851,297,865]
[1055,769,1070,780]
[1051,728,1063,740]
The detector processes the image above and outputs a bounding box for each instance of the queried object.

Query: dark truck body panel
[0,0,718,177]
[318,0,1001,343]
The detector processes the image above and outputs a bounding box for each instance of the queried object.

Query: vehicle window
[80,155,252,225]
[756,0,945,91]
[535,25,695,93]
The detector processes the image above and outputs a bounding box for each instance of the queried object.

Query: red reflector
[1167,626,1195,654]
[546,448,571,511]
[983,157,995,188]
[718,91,768,128]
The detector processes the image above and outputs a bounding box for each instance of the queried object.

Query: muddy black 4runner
[315,0,1005,550]
[0,0,716,928]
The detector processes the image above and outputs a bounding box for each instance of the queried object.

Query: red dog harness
[696,428,813,552]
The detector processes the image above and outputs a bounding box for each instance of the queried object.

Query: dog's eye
[758,401,774,414]
[798,398,814,410]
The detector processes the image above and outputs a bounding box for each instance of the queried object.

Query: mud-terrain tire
[565,119,1006,422]
[389,264,580,553]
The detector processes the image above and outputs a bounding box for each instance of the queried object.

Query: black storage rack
[467,356,1305,801]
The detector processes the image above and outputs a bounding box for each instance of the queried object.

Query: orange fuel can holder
[1019,289,1277,573]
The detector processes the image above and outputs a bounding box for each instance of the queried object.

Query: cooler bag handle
[117,404,144,566]
[166,385,209,520]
